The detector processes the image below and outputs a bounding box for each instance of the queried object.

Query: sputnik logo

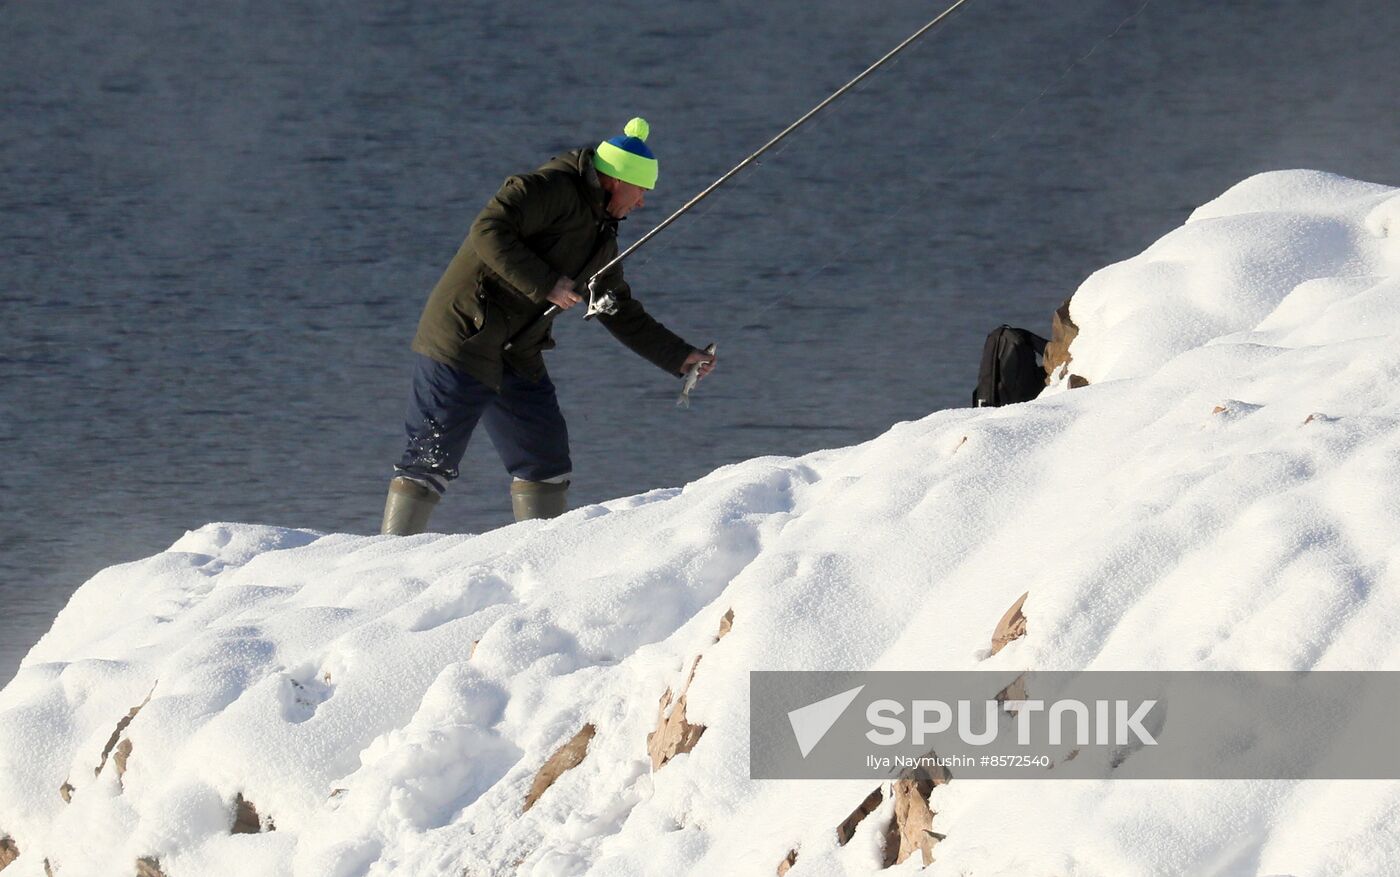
[788,685,864,758]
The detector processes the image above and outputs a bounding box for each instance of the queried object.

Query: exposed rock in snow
[113,739,133,785]
[994,672,1029,707]
[522,724,595,813]
[1044,296,1083,387]
[834,786,883,847]
[646,609,733,776]
[989,591,1029,656]
[716,608,734,642]
[135,856,165,877]
[884,775,946,868]
[0,837,17,871]
[93,691,150,779]
[231,792,272,833]
[646,657,706,772]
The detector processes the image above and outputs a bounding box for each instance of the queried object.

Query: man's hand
[682,348,717,379]
[546,276,582,310]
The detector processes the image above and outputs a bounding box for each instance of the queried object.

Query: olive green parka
[411,148,695,391]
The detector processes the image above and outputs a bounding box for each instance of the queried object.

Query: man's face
[604,178,647,219]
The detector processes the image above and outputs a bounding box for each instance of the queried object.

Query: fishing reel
[584,277,619,321]
[503,275,618,351]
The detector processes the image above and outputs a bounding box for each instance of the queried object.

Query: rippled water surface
[2,0,1397,682]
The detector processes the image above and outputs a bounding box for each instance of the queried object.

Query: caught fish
[677,342,716,408]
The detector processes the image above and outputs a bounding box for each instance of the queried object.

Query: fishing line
[734,0,1157,326]
[587,0,976,289]
[628,5,971,275]
[507,0,977,347]
[626,0,1155,327]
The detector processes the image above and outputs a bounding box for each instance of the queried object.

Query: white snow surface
[3,169,1400,876]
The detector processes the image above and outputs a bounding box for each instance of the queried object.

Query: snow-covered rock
[2,170,1399,876]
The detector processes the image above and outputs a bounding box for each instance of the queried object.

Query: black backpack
[973,325,1048,407]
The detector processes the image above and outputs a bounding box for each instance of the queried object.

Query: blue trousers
[395,354,571,490]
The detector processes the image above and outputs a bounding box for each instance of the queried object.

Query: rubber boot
[510,479,569,522]
[380,476,441,535]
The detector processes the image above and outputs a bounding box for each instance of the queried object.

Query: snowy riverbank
[2,170,1399,876]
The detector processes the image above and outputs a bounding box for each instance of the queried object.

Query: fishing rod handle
[502,303,560,352]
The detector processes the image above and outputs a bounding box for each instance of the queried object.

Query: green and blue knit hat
[594,117,658,190]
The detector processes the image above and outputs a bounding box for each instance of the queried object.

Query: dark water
[2,0,1397,683]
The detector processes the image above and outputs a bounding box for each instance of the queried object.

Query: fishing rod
[505,0,973,349]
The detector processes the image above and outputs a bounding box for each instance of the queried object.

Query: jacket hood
[539,148,607,214]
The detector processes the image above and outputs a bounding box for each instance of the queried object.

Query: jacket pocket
[448,293,481,342]
[462,287,513,351]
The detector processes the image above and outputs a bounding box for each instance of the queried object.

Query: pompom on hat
[593,117,658,190]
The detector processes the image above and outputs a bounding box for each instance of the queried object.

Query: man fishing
[381,118,717,536]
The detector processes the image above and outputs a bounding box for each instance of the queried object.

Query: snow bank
[1065,170,1400,383]
[2,170,1399,876]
